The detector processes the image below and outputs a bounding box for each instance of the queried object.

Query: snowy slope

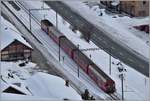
[1,16,82,100]
[18,1,149,100]
[2,1,149,100]
[26,72,82,100]
[1,61,81,100]
[63,1,149,60]
[3,1,109,99]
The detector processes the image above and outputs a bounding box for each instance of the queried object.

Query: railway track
[109,93,121,100]
[2,1,121,100]
[45,1,149,77]
[15,1,108,96]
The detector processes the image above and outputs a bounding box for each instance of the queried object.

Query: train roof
[91,63,113,81]
[61,38,77,49]
[49,27,64,38]
[41,19,53,26]
[74,49,93,64]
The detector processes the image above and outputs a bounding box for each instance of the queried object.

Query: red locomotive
[41,19,116,93]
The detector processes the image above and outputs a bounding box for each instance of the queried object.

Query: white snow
[26,72,82,100]
[2,1,149,100]
[17,1,149,100]
[2,93,55,100]
[1,61,35,96]
[0,17,32,50]
[1,17,81,100]
[63,1,149,60]
[3,1,109,99]
[1,61,81,100]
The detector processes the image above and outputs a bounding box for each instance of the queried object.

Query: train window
[105,83,108,86]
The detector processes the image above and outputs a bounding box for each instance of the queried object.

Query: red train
[41,19,116,93]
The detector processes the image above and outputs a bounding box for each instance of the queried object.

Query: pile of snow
[26,72,82,100]
[1,17,32,51]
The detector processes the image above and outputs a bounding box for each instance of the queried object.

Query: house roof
[1,80,31,95]
[1,17,32,51]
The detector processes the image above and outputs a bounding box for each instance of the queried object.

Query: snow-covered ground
[1,61,81,100]
[17,1,149,100]
[88,4,150,45]
[1,16,82,100]
[26,72,81,100]
[2,1,149,100]
[63,1,149,60]
[2,2,109,99]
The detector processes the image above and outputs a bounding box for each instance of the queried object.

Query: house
[1,27,33,61]
[100,1,149,17]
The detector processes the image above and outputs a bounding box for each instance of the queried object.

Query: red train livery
[41,19,116,93]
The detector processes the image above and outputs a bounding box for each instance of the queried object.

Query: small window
[143,1,146,5]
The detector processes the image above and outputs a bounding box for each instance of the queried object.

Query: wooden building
[1,28,33,61]
[101,1,149,17]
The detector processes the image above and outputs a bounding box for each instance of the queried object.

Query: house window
[143,1,146,5]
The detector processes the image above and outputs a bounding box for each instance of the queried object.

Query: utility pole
[59,37,61,61]
[56,10,58,29]
[29,9,31,31]
[42,0,44,9]
[121,73,124,100]
[109,49,111,75]
[77,44,80,78]
[109,54,111,75]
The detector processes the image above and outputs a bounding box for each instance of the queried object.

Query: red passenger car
[41,19,116,94]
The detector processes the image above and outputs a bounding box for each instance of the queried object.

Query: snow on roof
[1,80,9,92]
[111,0,120,6]
[0,61,38,96]
[1,80,31,95]
[2,93,56,101]
[26,72,82,100]
[0,17,32,51]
